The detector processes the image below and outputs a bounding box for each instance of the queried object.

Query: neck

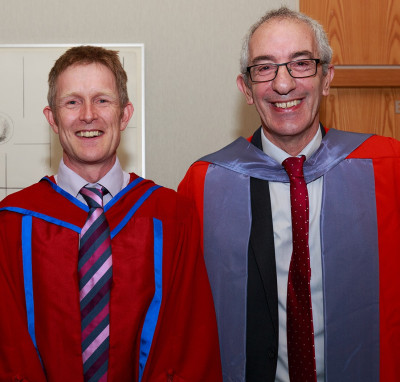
[263,125,320,157]
[63,155,116,183]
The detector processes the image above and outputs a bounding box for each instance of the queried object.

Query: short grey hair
[240,7,333,84]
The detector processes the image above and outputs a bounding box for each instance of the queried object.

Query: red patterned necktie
[282,156,317,382]
[79,185,112,382]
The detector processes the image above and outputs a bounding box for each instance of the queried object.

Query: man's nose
[271,65,296,95]
[80,102,97,123]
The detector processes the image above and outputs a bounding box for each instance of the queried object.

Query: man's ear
[322,65,335,96]
[237,74,254,105]
[43,106,59,134]
[120,102,134,132]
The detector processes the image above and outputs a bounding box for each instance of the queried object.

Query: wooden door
[300,0,400,139]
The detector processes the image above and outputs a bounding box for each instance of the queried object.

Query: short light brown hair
[47,45,129,111]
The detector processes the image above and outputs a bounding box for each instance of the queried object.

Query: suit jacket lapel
[249,128,279,335]
[245,129,279,381]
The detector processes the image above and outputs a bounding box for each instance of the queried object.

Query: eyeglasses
[247,59,320,83]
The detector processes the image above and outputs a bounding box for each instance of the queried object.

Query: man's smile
[273,99,301,109]
[76,130,104,138]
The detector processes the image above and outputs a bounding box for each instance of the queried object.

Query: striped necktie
[282,156,317,382]
[79,185,112,382]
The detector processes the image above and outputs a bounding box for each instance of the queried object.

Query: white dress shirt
[55,158,130,206]
[260,128,325,382]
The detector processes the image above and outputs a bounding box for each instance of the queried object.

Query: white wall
[0,0,297,189]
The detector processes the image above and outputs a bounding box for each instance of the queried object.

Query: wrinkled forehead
[249,19,318,63]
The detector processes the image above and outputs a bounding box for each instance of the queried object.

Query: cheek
[57,114,76,130]
[252,90,267,110]
[307,83,322,104]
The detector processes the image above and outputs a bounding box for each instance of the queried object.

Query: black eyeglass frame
[246,58,321,83]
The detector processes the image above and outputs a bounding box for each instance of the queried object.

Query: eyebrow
[251,50,315,65]
[58,90,116,100]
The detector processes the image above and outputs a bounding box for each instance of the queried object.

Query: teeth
[275,100,301,109]
[77,131,102,137]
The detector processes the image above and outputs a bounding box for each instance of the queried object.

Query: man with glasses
[179,6,400,382]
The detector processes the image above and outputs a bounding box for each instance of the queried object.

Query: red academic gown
[178,127,400,382]
[0,174,222,382]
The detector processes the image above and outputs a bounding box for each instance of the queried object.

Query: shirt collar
[261,126,322,164]
[55,157,127,198]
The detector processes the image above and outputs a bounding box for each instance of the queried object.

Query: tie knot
[80,185,108,209]
[282,155,306,179]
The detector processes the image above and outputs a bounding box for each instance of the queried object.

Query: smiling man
[179,7,400,382]
[0,46,222,382]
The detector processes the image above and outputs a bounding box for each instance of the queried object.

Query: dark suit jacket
[246,128,279,382]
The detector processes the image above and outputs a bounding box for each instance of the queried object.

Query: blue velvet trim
[0,207,81,233]
[41,176,88,211]
[21,215,43,365]
[110,185,161,239]
[104,177,144,211]
[138,218,163,382]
